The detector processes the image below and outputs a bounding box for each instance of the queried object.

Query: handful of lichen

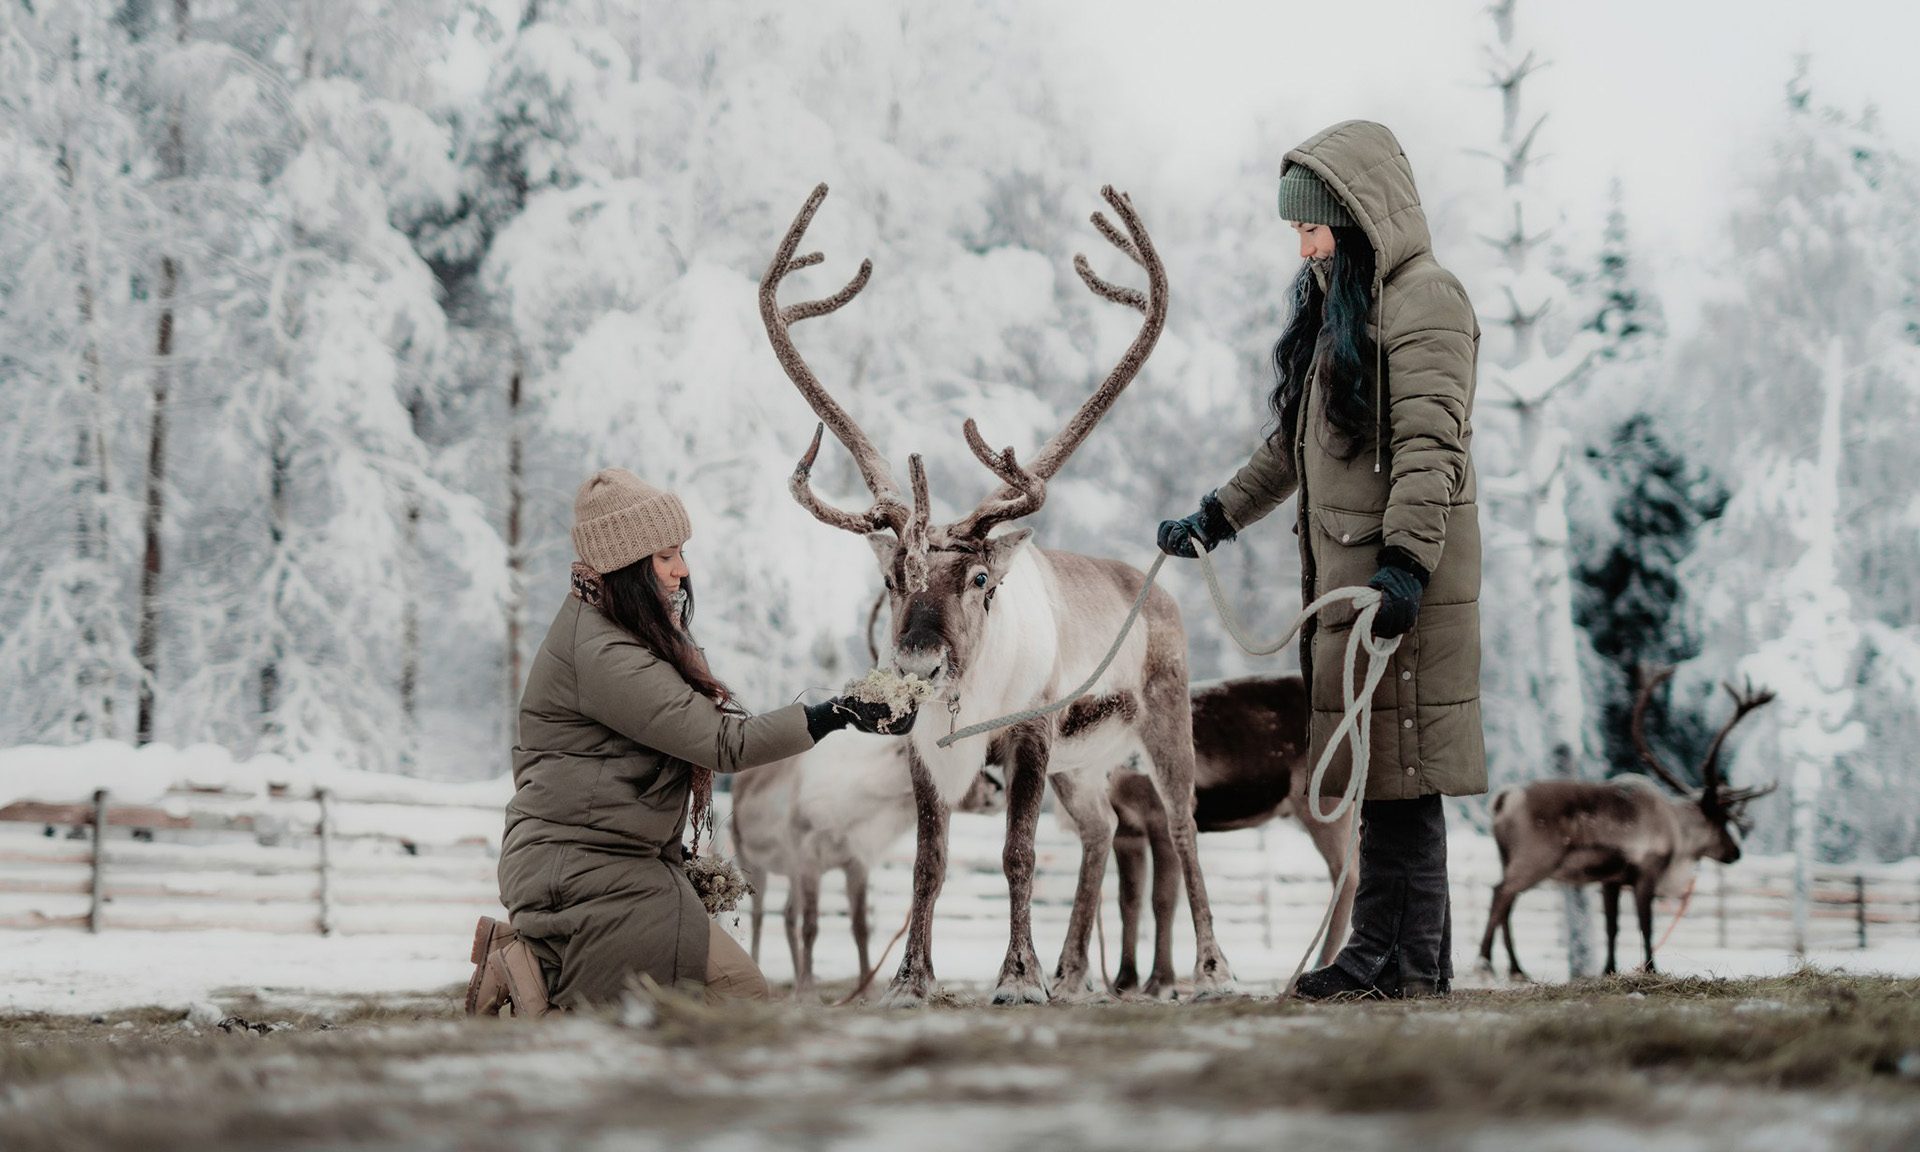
[843,667,937,724]
[686,854,753,916]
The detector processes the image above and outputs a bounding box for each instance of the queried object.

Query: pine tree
[1572,415,1728,781]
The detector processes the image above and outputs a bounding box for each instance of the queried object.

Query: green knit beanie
[1277,163,1355,228]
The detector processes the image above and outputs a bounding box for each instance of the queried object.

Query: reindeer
[760,183,1232,1004]
[1105,673,1355,996]
[729,736,1005,998]
[1478,667,1777,978]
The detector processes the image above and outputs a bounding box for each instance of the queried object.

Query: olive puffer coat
[499,595,814,1007]
[1214,119,1486,802]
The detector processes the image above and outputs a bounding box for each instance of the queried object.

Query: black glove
[1366,546,1430,639]
[1157,491,1238,558]
[804,696,918,741]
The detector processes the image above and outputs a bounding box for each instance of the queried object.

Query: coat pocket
[1309,507,1386,631]
[1310,506,1386,548]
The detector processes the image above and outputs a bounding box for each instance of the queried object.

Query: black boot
[1293,961,1388,1001]
[1296,794,1452,1001]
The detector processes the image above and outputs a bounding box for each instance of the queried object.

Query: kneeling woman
[471,468,908,1012]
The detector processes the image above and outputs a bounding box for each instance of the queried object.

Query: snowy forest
[2,0,1916,866]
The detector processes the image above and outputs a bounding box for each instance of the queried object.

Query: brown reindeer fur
[1103,674,1355,996]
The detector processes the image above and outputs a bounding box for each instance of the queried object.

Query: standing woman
[469,468,910,1013]
[1158,120,1484,999]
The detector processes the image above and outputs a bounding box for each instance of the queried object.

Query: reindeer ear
[867,532,898,572]
[985,527,1034,572]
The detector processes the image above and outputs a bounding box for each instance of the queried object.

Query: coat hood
[1282,120,1433,281]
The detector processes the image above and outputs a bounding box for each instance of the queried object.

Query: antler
[762,184,908,537]
[942,419,1046,540]
[1629,665,1696,795]
[1699,677,1777,806]
[944,186,1168,541]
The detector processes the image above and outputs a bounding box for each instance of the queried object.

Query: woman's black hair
[1267,224,1379,459]
[598,559,731,704]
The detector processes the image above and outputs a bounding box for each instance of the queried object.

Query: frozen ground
[3,972,1919,1152]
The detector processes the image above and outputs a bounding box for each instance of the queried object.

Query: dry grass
[1,970,1917,1151]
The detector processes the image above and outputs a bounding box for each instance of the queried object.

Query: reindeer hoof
[1138,977,1179,1002]
[878,976,933,1008]
[1049,978,1109,1005]
[991,980,1049,1006]
[1048,968,1097,1001]
[1188,980,1242,1003]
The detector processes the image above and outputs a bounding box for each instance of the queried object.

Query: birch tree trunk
[1476,0,1598,976]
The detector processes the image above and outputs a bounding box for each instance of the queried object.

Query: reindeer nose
[894,648,946,680]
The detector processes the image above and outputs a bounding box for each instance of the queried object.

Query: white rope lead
[934,543,1402,999]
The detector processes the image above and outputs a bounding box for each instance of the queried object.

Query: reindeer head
[760,183,1167,691]
[1632,665,1779,863]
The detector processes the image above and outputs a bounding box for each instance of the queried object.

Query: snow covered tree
[1463,0,1606,974]
[1676,61,1919,866]
[0,3,152,744]
[1572,414,1728,781]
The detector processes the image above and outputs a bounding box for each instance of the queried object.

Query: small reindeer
[730,737,1005,998]
[1479,667,1777,978]
[1103,673,1355,996]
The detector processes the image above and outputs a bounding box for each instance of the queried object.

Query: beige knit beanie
[570,468,693,574]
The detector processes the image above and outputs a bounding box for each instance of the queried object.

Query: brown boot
[464,916,516,1016]
[497,938,553,1018]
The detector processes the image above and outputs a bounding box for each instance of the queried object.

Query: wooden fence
[4,785,1916,971]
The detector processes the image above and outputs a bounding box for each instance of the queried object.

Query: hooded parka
[1214,120,1486,802]
[499,595,814,1007]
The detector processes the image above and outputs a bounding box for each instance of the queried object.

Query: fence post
[1715,862,1727,949]
[1856,874,1868,950]
[316,787,334,937]
[1260,825,1276,951]
[87,789,109,933]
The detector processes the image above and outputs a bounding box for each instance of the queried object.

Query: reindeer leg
[881,746,948,1007]
[1477,885,1501,974]
[1634,872,1660,974]
[747,865,767,965]
[1048,769,1116,1001]
[1142,791,1181,999]
[782,881,803,998]
[1303,802,1359,967]
[1112,819,1147,995]
[790,866,822,999]
[1601,882,1622,976]
[1141,681,1232,996]
[1501,897,1527,982]
[846,859,872,988]
[992,725,1050,1005]
[1479,883,1529,982]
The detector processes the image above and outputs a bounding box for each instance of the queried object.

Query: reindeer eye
[973,572,989,589]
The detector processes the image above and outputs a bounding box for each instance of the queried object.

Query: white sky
[1043,0,1920,335]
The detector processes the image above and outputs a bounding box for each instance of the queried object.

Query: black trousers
[1330,793,1453,987]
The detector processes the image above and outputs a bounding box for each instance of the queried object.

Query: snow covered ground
[4,920,1920,1018]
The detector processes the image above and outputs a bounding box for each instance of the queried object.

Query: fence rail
[3,787,1916,966]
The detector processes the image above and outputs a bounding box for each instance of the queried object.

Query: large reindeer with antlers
[1479,667,1777,978]
[760,183,1231,1004]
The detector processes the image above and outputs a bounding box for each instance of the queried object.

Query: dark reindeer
[1479,666,1777,978]
[1105,673,1355,995]
[761,183,1233,1004]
